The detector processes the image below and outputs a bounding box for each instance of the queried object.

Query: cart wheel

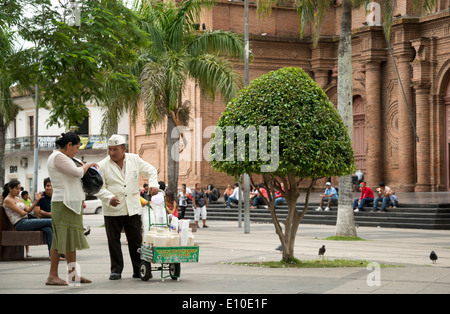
[169,263,181,280]
[139,261,152,281]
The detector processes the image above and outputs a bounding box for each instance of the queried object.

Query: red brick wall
[131,0,450,192]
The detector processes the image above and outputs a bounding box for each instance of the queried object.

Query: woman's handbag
[72,158,103,195]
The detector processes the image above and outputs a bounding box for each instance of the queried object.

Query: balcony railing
[5,134,129,153]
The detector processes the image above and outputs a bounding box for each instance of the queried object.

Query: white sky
[15,0,137,50]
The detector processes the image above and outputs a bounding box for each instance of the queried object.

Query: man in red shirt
[353,182,374,212]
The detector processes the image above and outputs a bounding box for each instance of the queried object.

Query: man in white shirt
[355,169,364,181]
[96,135,159,280]
[226,183,240,208]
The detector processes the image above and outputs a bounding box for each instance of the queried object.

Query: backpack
[193,189,206,207]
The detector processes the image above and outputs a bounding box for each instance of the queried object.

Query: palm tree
[0,27,21,189]
[334,0,360,237]
[134,0,245,192]
[256,0,436,237]
[99,65,142,137]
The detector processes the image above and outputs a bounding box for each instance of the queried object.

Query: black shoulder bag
[72,158,103,195]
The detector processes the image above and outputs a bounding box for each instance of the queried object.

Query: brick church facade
[129,0,450,192]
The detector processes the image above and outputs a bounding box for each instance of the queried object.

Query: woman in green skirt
[46,132,98,286]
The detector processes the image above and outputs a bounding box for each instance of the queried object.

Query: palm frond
[100,69,141,136]
[188,53,243,102]
[139,61,167,131]
[135,0,244,133]
[294,0,331,46]
[187,30,245,61]
[160,50,189,111]
[256,0,277,18]
[379,0,436,41]
[176,0,216,31]
[375,0,395,42]
[414,0,436,12]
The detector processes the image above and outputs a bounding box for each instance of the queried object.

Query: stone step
[181,201,450,230]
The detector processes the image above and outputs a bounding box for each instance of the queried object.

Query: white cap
[108,134,126,146]
[325,182,331,186]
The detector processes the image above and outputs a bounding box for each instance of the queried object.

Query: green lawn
[230,258,398,268]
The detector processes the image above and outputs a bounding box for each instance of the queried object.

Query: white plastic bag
[179,219,190,246]
[170,216,179,232]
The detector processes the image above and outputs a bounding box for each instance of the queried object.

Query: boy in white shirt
[226,183,240,208]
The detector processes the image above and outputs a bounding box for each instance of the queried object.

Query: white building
[4,95,129,195]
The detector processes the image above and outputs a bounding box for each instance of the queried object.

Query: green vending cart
[138,190,199,281]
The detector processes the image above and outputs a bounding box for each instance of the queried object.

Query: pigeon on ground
[430,251,438,264]
[318,245,326,257]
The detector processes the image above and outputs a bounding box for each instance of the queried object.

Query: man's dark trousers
[104,214,142,275]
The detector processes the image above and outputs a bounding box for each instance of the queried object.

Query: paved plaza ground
[1,208,450,296]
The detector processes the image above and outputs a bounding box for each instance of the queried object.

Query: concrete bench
[1,205,47,261]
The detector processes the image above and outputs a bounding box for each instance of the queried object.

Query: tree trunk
[283,198,301,261]
[335,0,357,237]
[166,114,179,193]
[262,173,308,262]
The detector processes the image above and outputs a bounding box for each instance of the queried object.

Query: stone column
[396,52,415,192]
[364,61,383,187]
[313,69,329,89]
[413,83,431,191]
[357,26,387,186]
[411,37,433,192]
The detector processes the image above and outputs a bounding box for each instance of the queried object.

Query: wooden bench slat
[2,231,47,246]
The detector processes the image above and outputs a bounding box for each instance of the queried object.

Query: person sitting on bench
[2,179,52,255]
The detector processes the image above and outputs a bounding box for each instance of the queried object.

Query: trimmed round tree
[209,67,355,262]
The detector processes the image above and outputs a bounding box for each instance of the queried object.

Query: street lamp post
[243,0,250,234]
[32,84,39,196]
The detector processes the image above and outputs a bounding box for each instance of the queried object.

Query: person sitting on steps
[372,182,398,212]
[316,182,338,211]
[353,181,374,212]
